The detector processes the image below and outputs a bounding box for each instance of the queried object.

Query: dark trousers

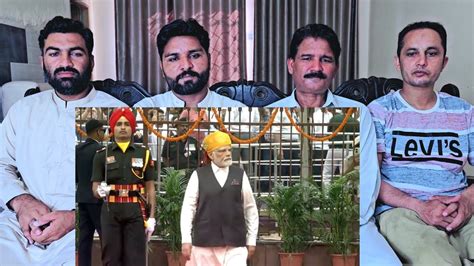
[78,202,103,266]
[101,203,146,266]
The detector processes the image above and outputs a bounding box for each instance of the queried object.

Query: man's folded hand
[31,210,75,245]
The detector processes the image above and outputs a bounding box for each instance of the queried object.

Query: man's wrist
[461,186,474,213]
[407,198,423,214]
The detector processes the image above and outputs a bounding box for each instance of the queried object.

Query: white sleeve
[242,171,259,246]
[0,104,29,210]
[180,170,199,244]
[358,106,381,225]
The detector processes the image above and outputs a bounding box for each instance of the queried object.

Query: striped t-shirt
[368,90,474,214]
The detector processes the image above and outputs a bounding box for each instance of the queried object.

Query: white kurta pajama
[268,89,401,266]
[0,88,125,265]
[181,162,259,266]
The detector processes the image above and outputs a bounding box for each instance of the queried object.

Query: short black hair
[288,23,341,65]
[156,18,210,60]
[397,21,447,57]
[85,119,103,134]
[38,16,94,56]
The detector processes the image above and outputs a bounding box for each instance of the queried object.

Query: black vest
[193,165,247,247]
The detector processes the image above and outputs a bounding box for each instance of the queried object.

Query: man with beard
[180,130,258,265]
[134,18,245,107]
[368,21,474,265]
[0,16,124,265]
[268,24,401,265]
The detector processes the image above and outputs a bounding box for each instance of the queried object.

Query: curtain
[254,0,358,95]
[115,0,246,95]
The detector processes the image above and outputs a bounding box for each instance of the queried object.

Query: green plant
[315,170,359,255]
[262,182,320,253]
[156,168,188,253]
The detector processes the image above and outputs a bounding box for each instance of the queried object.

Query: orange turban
[109,107,137,133]
[202,131,231,153]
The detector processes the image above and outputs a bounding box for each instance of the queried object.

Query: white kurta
[133,89,246,107]
[268,89,401,266]
[0,88,125,265]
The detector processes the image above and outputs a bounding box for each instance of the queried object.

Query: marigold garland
[211,107,279,144]
[138,108,207,141]
[76,107,357,144]
[284,107,355,142]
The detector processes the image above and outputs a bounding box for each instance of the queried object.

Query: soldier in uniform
[92,108,156,266]
[162,117,200,170]
[180,130,259,265]
[76,119,105,266]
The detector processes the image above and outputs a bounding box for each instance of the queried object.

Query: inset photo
[75,107,360,265]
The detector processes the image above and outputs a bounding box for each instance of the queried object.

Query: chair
[210,79,286,107]
[333,76,403,105]
[440,83,460,97]
[92,78,151,107]
[1,81,46,120]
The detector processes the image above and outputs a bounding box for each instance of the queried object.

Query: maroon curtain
[115,0,246,95]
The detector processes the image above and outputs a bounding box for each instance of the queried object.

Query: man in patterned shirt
[368,21,474,265]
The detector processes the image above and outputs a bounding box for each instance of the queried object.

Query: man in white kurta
[0,16,125,265]
[133,18,245,108]
[267,23,401,265]
[181,131,259,266]
[0,88,124,265]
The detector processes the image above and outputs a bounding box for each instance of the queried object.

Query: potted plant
[315,166,359,266]
[262,182,320,266]
[156,167,188,266]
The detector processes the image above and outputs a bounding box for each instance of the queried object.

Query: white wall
[88,0,116,80]
[0,0,70,28]
[359,0,474,104]
[359,0,474,176]
[0,0,70,83]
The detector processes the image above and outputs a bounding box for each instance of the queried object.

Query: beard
[44,63,92,96]
[165,68,210,96]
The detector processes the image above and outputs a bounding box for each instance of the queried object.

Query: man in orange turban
[180,130,259,266]
[91,107,156,266]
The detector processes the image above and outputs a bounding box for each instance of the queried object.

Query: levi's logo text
[390,131,463,165]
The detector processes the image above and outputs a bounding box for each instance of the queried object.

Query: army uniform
[162,135,200,170]
[76,137,104,266]
[92,142,154,266]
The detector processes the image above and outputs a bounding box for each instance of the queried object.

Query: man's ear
[442,56,449,70]
[90,55,95,70]
[394,55,401,71]
[160,61,166,78]
[287,58,295,75]
[40,55,44,69]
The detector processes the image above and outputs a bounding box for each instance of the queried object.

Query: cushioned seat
[210,79,285,107]
[1,81,46,120]
[92,78,151,107]
[440,83,460,97]
[333,76,403,105]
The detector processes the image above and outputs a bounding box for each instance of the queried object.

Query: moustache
[176,70,200,82]
[412,69,430,75]
[304,71,327,79]
[54,67,80,76]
